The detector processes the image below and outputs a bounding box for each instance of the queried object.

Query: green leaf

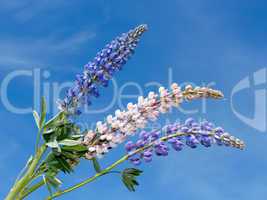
[43,128,55,135]
[46,140,61,153]
[43,150,79,175]
[46,140,59,148]
[61,151,78,160]
[61,144,88,152]
[40,97,47,128]
[55,156,73,174]
[121,168,143,192]
[42,113,80,143]
[92,158,101,173]
[124,168,143,176]
[44,111,66,130]
[33,110,40,129]
[70,135,84,139]
[43,175,53,197]
[44,153,73,174]
[46,175,62,190]
[58,139,82,146]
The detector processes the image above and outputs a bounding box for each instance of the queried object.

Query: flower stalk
[46,130,244,199]
[5,145,47,200]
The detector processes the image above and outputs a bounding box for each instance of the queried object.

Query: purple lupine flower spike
[58,24,148,116]
[125,118,245,166]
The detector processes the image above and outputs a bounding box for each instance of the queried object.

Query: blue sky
[0,0,267,199]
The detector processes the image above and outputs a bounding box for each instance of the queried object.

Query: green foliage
[43,112,66,130]
[59,139,82,146]
[43,175,53,197]
[61,144,88,153]
[33,111,41,129]
[43,172,62,197]
[121,168,143,192]
[40,96,47,128]
[33,97,47,130]
[92,158,101,173]
[43,153,74,174]
[42,112,74,143]
[35,110,89,175]
[46,174,62,191]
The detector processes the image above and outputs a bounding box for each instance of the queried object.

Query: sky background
[0,0,267,199]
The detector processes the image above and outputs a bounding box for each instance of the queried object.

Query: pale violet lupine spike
[125,118,245,165]
[83,83,224,159]
[58,24,148,116]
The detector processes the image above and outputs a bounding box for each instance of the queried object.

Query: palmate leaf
[43,122,80,143]
[43,133,86,174]
[41,111,87,175]
[121,168,143,192]
[55,155,73,174]
[44,153,74,174]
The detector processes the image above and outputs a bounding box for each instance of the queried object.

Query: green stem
[21,180,45,199]
[19,170,46,199]
[46,132,188,200]
[47,155,128,200]
[35,129,42,154]
[5,145,47,200]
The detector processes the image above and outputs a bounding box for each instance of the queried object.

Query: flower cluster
[83,83,224,159]
[125,118,245,165]
[58,24,148,116]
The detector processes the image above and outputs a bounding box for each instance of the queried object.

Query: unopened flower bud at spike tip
[136,24,148,33]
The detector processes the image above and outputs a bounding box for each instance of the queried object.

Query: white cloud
[0,30,96,69]
[0,0,70,22]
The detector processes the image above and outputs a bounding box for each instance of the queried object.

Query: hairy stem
[35,129,42,154]
[5,145,47,200]
[20,180,45,199]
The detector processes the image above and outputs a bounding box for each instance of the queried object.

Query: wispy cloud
[0,0,70,22]
[50,31,96,52]
[0,30,96,69]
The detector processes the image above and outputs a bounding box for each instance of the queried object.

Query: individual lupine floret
[125,118,245,165]
[83,83,224,159]
[58,24,148,116]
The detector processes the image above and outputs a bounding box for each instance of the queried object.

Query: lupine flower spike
[5,23,247,200]
[83,83,224,159]
[58,24,148,116]
[125,118,245,165]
